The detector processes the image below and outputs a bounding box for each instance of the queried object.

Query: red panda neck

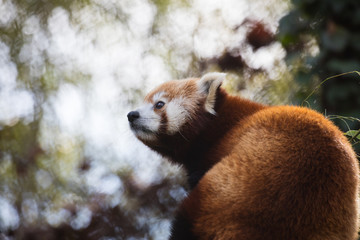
[179,89,266,188]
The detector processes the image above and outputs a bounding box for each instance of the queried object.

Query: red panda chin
[129,121,158,142]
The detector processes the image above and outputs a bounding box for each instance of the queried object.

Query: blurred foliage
[193,18,293,105]
[278,0,360,153]
[0,0,187,239]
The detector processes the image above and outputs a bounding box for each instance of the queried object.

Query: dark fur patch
[159,111,168,134]
[170,214,197,240]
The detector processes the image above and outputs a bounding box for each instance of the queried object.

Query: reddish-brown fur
[181,103,359,239]
[130,76,359,240]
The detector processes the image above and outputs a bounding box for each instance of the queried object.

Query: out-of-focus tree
[278,0,360,153]
[1,0,187,239]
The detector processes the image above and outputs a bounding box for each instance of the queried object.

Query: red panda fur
[128,74,359,240]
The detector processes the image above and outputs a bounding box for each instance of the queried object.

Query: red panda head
[127,73,225,147]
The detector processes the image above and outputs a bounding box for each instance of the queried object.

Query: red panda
[127,72,359,240]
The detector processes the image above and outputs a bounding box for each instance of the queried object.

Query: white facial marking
[166,97,189,134]
[152,91,165,103]
[132,102,161,141]
[130,90,192,139]
[134,130,157,141]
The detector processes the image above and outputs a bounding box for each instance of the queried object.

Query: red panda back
[179,106,359,240]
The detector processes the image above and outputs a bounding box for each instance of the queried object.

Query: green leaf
[345,130,360,140]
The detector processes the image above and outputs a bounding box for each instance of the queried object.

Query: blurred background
[0,0,359,239]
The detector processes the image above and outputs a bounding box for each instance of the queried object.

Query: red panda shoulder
[173,104,359,240]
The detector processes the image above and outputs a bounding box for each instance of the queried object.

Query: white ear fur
[198,72,226,115]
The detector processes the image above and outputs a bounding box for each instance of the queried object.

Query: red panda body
[127,73,359,239]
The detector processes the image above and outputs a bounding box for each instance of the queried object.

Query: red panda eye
[155,101,165,109]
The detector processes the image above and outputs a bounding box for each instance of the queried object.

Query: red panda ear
[198,72,226,115]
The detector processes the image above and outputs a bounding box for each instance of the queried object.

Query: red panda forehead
[144,78,199,103]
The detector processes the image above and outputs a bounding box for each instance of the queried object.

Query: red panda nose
[127,111,140,122]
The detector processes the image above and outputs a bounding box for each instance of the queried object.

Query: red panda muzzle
[127,111,140,122]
